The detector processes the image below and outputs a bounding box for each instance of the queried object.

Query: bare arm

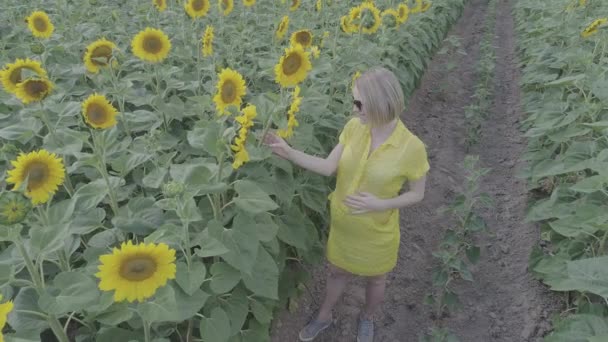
[264,132,344,177]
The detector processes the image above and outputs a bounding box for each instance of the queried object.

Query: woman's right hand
[263,132,292,160]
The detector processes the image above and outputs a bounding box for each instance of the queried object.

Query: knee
[328,264,351,279]
[367,274,387,287]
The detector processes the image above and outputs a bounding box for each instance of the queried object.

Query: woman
[264,67,429,342]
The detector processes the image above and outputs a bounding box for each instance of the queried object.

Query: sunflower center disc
[87,104,107,125]
[296,32,311,46]
[120,256,157,281]
[33,17,47,32]
[222,81,236,102]
[143,36,163,54]
[192,0,205,11]
[26,162,49,189]
[91,46,113,66]
[26,81,47,98]
[282,53,302,76]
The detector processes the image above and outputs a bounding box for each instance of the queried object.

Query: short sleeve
[338,118,358,145]
[404,137,430,181]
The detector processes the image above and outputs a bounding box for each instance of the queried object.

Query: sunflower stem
[153,65,169,131]
[48,314,70,342]
[142,318,152,342]
[91,130,120,216]
[38,102,56,137]
[15,237,44,293]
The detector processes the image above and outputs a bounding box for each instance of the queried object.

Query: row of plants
[422,0,497,339]
[420,155,492,342]
[0,0,469,341]
[464,0,497,149]
[514,0,608,340]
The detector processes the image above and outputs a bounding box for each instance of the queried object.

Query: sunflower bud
[162,181,185,198]
[30,42,45,55]
[0,191,32,225]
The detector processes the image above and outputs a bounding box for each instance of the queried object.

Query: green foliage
[514,0,608,340]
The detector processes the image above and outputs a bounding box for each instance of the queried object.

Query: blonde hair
[354,67,404,127]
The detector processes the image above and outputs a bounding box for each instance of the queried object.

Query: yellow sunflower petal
[131,28,172,63]
[14,77,53,104]
[84,38,118,74]
[276,16,290,40]
[153,0,167,11]
[82,93,119,129]
[219,0,234,15]
[6,149,65,205]
[0,58,47,94]
[290,30,313,48]
[274,45,312,87]
[290,0,300,11]
[213,68,247,115]
[25,11,54,39]
[243,0,256,7]
[96,241,176,303]
[185,0,211,18]
[202,25,214,57]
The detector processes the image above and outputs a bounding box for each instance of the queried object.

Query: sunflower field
[0,0,465,341]
[515,0,608,340]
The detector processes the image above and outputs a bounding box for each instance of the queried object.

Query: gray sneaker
[357,317,374,342]
[298,317,332,341]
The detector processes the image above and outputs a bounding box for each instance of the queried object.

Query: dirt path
[271,0,560,341]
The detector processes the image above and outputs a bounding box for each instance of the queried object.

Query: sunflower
[276,16,290,40]
[290,0,300,11]
[202,25,214,57]
[243,0,256,7]
[219,0,234,15]
[153,0,167,11]
[0,294,13,342]
[382,9,399,28]
[340,16,355,34]
[310,46,320,59]
[278,86,301,138]
[6,150,65,205]
[274,45,312,87]
[185,0,210,18]
[350,3,382,34]
[581,18,608,38]
[397,4,410,24]
[0,58,47,94]
[96,241,176,303]
[290,30,313,48]
[213,68,247,115]
[420,1,431,12]
[316,0,322,11]
[82,94,119,129]
[25,11,54,39]
[231,104,257,169]
[15,77,53,104]
[0,191,32,225]
[411,0,423,13]
[84,38,118,74]
[131,28,171,63]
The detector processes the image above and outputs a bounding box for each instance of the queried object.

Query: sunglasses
[353,99,363,111]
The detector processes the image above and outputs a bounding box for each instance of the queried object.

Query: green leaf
[72,179,110,211]
[179,197,203,222]
[241,246,279,299]
[187,122,223,157]
[38,272,100,315]
[142,166,168,189]
[222,286,249,335]
[8,288,48,334]
[545,314,608,342]
[176,261,207,296]
[210,262,241,294]
[250,299,272,324]
[466,246,480,264]
[46,198,76,224]
[43,128,88,156]
[200,307,232,342]
[210,220,259,274]
[172,285,209,322]
[95,303,133,325]
[194,228,229,257]
[137,285,178,323]
[96,327,142,342]
[546,256,608,298]
[29,223,70,256]
[170,161,213,190]
[233,180,279,214]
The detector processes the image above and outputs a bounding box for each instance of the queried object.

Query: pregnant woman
[264,67,429,342]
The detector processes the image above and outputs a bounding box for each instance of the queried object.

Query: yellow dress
[327,117,430,276]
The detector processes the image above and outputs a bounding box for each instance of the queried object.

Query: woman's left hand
[343,192,387,214]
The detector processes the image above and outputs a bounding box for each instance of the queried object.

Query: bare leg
[362,274,387,319]
[316,263,351,321]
